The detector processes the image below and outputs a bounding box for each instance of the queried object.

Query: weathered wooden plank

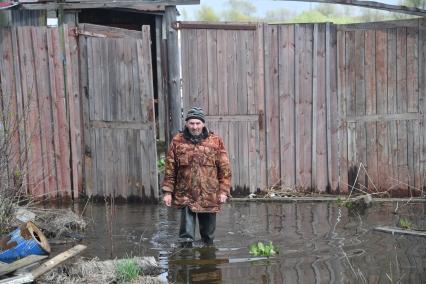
[347,122,357,190]
[364,29,378,190]
[80,35,93,196]
[238,31,249,189]
[346,31,356,117]
[295,24,313,190]
[226,30,239,187]
[375,29,389,190]
[406,27,419,113]
[314,24,328,192]
[207,29,218,115]
[418,19,426,191]
[143,25,158,198]
[354,30,367,188]
[216,29,228,116]
[396,28,409,191]
[388,29,397,115]
[19,27,45,197]
[265,25,280,186]
[31,27,53,197]
[413,120,421,191]
[279,24,295,189]
[69,28,83,197]
[246,29,256,192]
[197,28,208,111]
[337,19,421,31]
[78,23,143,39]
[63,25,80,199]
[255,24,267,191]
[407,120,415,192]
[397,27,408,114]
[51,28,72,197]
[155,16,165,141]
[328,23,339,192]
[13,27,30,195]
[337,30,348,193]
[186,29,197,113]
[346,113,419,122]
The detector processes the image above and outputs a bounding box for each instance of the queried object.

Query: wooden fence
[180,19,426,194]
[0,26,82,199]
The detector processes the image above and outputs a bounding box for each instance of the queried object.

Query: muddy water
[62,201,425,283]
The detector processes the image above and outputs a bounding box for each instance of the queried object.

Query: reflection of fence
[180,19,426,194]
[0,26,82,199]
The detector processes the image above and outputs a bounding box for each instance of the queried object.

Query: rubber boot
[198,213,216,245]
[179,207,196,247]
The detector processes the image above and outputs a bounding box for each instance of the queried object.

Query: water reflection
[57,201,426,283]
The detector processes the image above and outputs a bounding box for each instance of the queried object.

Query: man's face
[186,119,204,136]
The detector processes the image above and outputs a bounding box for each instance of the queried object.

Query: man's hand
[219,194,228,204]
[163,194,172,207]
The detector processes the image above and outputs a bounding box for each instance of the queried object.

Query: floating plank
[374,226,426,237]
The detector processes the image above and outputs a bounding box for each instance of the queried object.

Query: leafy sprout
[248,241,278,257]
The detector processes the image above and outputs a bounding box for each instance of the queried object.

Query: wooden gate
[179,22,266,193]
[78,24,158,200]
[337,19,426,194]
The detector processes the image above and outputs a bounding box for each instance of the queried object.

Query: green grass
[248,241,278,257]
[399,218,412,230]
[116,258,140,282]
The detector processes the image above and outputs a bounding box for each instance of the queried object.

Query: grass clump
[248,241,278,257]
[399,218,412,230]
[115,258,140,282]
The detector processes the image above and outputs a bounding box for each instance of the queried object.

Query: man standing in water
[162,107,232,247]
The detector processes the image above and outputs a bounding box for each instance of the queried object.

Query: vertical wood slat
[142,25,159,198]
[365,29,378,190]
[0,28,22,189]
[256,24,267,192]
[32,28,53,196]
[48,28,72,197]
[376,29,389,190]
[12,27,29,195]
[355,30,367,189]
[246,30,257,192]
[207,29,218,116]
[238,31,249,189]
[18,27,44,197]
[265,25,280,186]
[387,29,399,184]
[337,30,348,193]
[328,23,339,192]
[396,28,409,190]
[295,24,313,190]
[418,19,426,192]
[314,24,328,192]
[279,24,296,189]
[63,25,80,199]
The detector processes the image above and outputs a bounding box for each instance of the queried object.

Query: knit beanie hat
[185,107,205,123]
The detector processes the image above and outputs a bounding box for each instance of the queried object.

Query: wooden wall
[337,19,425,194]
[180,19,426,195]
[0,26,82,199]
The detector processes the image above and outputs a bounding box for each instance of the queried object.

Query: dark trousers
[179,207,216,245]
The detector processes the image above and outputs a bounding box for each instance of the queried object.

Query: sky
[177,0,402,20]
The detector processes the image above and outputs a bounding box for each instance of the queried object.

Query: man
[162,107,232,247]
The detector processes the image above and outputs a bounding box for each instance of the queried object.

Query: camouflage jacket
[162,128,232,213]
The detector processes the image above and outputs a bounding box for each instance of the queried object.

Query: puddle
[55,201,425,283]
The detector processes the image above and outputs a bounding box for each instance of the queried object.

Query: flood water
[60,201,426,283]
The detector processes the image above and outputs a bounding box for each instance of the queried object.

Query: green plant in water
[399,218,412,230]
[157,156,165,172]
[249,241,278,257]
[335,197,354,209]
[116,258,140,282]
